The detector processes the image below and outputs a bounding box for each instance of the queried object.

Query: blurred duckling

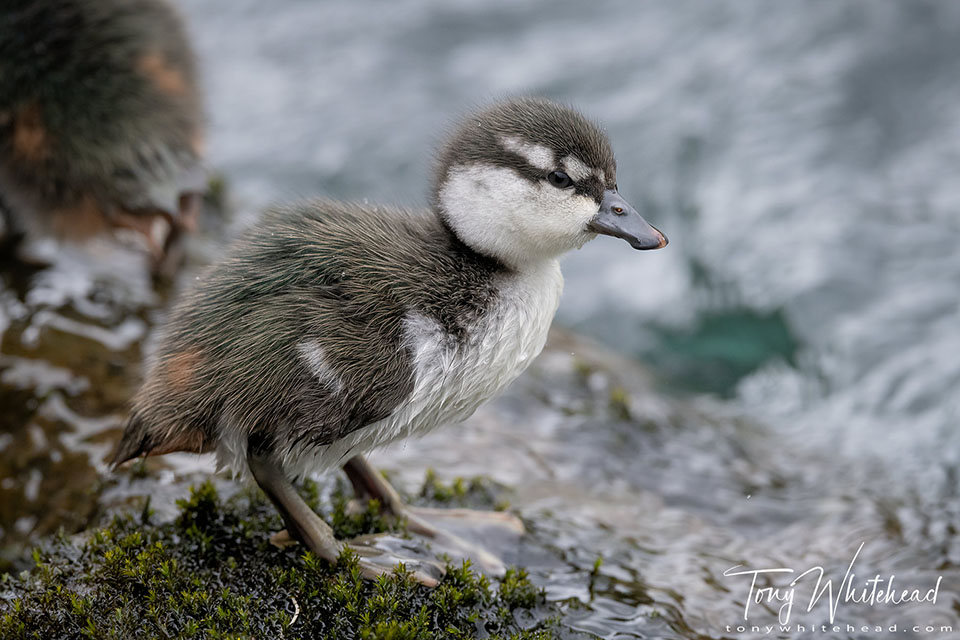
[0,0,204,275]
[111,98,667,585]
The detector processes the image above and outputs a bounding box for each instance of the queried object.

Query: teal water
[649,308,798,396]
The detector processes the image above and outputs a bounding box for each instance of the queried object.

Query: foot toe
[348,539,446,588]
[407,506,526,534]
[269,529,298,549]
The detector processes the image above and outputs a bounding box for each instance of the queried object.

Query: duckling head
[433,97,667,269]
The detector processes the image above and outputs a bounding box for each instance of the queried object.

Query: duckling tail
[109,412,153,468]
[109,410,213,469]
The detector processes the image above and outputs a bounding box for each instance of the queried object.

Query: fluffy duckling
[112,98,667,584]
[0,0,204,274]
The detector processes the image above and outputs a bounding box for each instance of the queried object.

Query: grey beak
[588,190,668,250]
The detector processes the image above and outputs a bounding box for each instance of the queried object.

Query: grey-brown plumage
[111,98,666,583]
[0,0,204,272]
[112,201,505,465]
[112,97,624,467]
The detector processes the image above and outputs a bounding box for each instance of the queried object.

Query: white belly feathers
[249,258,564,480]
[400,258,563,436]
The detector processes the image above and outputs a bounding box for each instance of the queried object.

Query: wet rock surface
[0,186,230,569]
[1,480,563,640]
[0,246,149,571]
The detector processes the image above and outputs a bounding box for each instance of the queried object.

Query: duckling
[0,0,204,275]
[111,98,667,585]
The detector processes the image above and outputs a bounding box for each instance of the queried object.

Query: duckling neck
[434,206,560,275]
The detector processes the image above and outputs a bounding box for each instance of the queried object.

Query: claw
[342,455,523,577]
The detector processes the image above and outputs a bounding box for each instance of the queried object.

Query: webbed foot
[343,455,523,576]
[248,452,442,587]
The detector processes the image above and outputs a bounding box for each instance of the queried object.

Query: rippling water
[3,0,960,637]
[177,0,960,463]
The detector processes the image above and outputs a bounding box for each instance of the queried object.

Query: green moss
[571,358,595,382]
[204,173,229,213]
[608,387,631,421]
[499,568,541,610]
[330,495,397,539]
[0,482,557,639]
[418,469,504,510]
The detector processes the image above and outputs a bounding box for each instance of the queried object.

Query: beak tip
[593,189,669,250]
[629,229,668,250]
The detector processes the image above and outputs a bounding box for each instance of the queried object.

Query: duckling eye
[546,170,573,189]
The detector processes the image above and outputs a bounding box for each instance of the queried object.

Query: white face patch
[562,154,606,184]
[499,135,554,172]
[296,340,344,394]
[439,163,600,268]
[561,155,592,182]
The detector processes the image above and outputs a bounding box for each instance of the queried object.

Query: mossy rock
[0,482,559,639]
[417,469,510,512]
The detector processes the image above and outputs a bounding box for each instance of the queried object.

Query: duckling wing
[115,201,455,468]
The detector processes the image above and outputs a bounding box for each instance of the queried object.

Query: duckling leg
[343,455,524,575]
[247,452,444,587]
[152,213,185,279]
[153,192,202,278]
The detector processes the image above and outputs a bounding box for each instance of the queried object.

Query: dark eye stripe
[574,175,605,202]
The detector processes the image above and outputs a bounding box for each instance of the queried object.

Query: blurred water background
[3,0,960,637]
[180,0,960,468]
